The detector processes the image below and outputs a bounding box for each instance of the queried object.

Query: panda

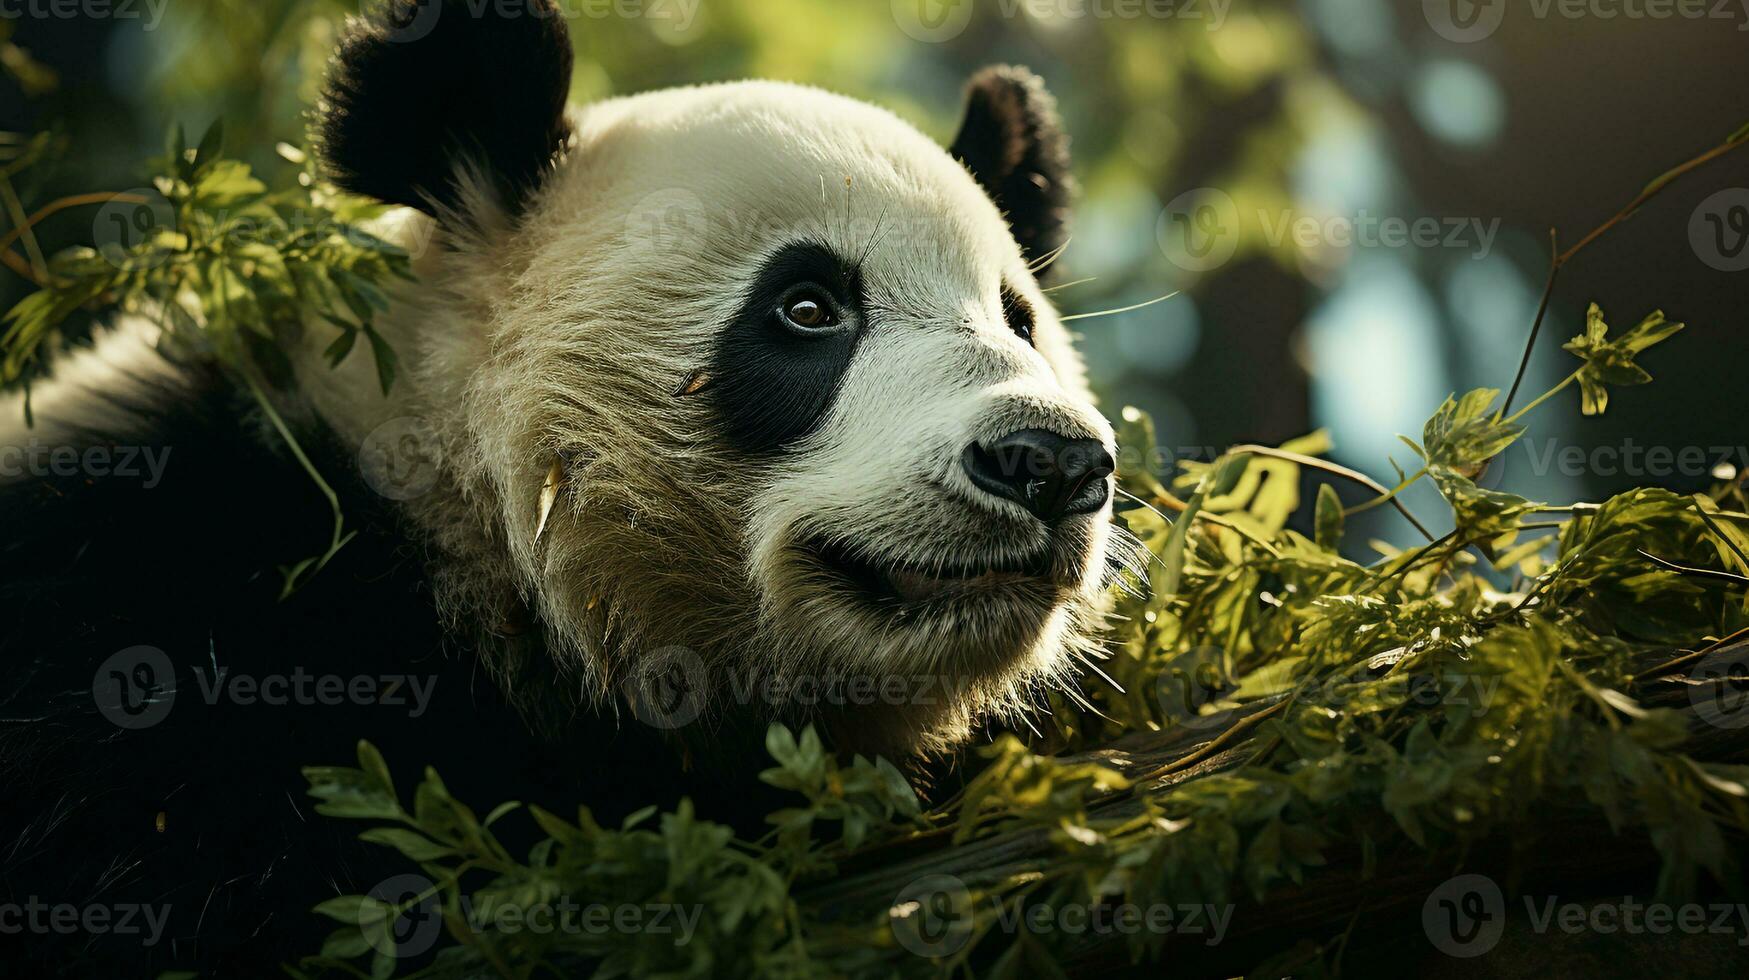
[0,0,1131,972]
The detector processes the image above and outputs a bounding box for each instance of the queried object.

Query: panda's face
[315,1,1126,752]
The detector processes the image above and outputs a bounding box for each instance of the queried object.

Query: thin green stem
[1342,466,1427,518]
[1229,444,1437,542]
[238,367,353,596]
[1504,371,1578,426]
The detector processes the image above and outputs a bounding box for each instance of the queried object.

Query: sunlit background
[4,0,1746,549]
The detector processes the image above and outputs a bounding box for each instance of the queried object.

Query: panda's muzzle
[960,429,1114,525]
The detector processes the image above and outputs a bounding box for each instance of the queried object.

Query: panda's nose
[961,430,1114,524]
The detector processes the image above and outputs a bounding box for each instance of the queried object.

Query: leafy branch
[0,121,413,594]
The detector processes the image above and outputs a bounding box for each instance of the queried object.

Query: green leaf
[1430,465,1537,540]
[1314,483,1344,551]
[165,121,188,180]
[323,323,359,367]
[358,827,456,861]
[1561,304,1684,416]
[1421,387,1522,472]
[363,323,397,395]
[193,118,224,172]
[303,764,400,821]
[1159,453,1250,597]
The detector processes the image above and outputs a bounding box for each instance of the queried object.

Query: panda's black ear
[949,65,1075,272]
[316,0,574,221]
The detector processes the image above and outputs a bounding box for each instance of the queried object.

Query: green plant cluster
[5,130,1745,980]
[290,305,1748,978]
[1,126,411,592]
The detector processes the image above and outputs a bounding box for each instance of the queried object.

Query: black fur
[316,0,575,218]
[0,358,779,975]
[708,241,866,455]
[1000,281,1035,346]
[949,66,1076,273]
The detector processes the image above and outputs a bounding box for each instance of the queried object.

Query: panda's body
[1,1,1126,972]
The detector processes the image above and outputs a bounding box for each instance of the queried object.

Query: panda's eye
[780,291,839,333]
[1001,283,1036,346]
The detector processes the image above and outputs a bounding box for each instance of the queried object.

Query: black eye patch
[707,241,864,455]
[1001,282,1036,346]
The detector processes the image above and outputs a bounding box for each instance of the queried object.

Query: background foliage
[4,3,1748,976]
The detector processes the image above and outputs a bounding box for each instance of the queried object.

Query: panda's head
[312,0,1132,755]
